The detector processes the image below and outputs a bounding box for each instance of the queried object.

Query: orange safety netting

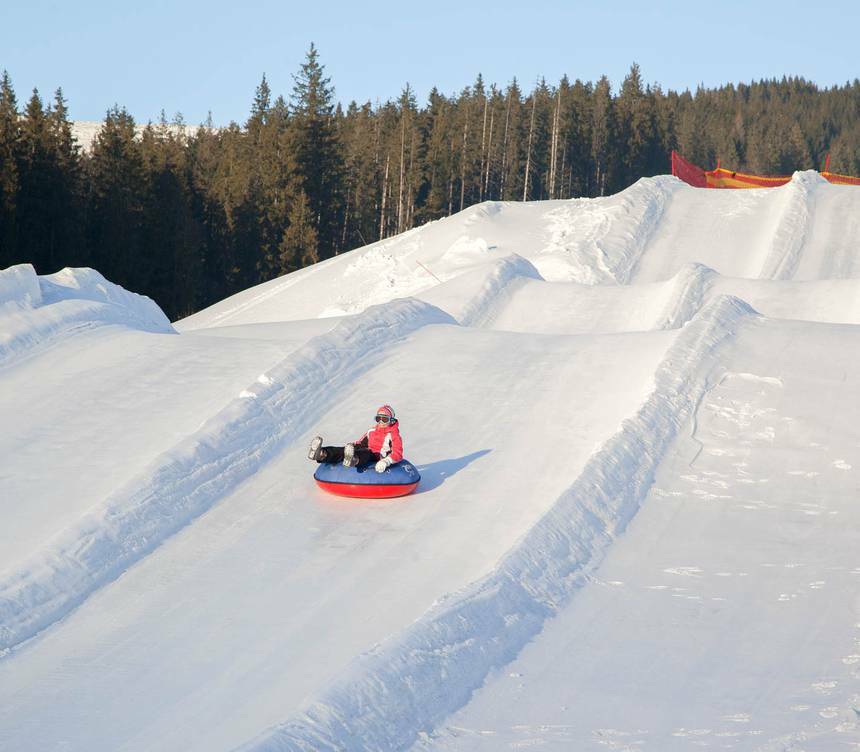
[671,150,860,188]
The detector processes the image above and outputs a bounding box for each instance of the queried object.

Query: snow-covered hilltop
[2,173,859,751]
[71,119,216,151]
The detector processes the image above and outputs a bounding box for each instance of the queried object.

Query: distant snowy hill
[71,119,216,151]
[2,173,859,751]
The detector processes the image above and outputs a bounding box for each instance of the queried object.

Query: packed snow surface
[2,173,860,751]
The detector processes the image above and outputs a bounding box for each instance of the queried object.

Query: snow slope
[1,173,860,752]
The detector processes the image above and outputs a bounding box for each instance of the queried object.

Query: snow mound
[0,264,42,308]
[39,267,171,330]
[0,264,173,367]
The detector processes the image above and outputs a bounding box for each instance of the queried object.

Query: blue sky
[3,0,858,125]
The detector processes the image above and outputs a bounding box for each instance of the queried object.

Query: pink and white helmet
[375,404,396,424]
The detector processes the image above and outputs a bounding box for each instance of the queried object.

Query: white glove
[375,458,390,473]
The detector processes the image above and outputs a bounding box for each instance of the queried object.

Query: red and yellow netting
[671,151,860,188]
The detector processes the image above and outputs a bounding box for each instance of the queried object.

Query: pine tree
[422,87,456,219]
[591,76,614,195]
[0,71,20,267]
[615,63,661,187]
[288,43,343,259]
[563,78,593,197]
[86,105,147,291]
[139,115,203,318]
[279,188,318,272]
[500,78,523,200]
[47,88,85,268]
[17,89,54,272]
[247,74,271,138]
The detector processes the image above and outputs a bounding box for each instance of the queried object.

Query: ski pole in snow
[416,260,442,283]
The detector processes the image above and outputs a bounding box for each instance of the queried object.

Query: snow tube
[314,460,421,499]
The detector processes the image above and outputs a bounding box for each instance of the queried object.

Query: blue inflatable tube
[314,460,421,498]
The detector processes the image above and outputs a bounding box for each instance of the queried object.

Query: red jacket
[355,421,403,463]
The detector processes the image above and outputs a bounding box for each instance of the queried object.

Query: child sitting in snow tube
[308,404,420,498]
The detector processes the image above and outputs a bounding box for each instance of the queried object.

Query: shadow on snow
[416,449,492,492]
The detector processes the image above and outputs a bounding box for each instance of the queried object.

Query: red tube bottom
[315,479,419,499]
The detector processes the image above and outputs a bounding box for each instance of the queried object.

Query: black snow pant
[320,445,381,467]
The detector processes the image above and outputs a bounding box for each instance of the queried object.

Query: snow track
[238,296,753,752]
[758,171,822,280]
[0,299,453,655]
[537,176,680,284]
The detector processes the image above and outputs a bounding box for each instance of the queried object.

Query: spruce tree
[616,63,661,186]
[279,187,318,272]
[17,89,54,272]
[0,71,20,268]
[288,43,343,259]
[591,76,615,195]
[47,88,85,268]
[86,105,147,291]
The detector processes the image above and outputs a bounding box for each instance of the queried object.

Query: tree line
[2,46,859,319]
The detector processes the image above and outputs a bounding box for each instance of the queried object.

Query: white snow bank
[0,298,454,655]
[0,264,42,307]
[39,267,171,331]
[0,264,173,367]
[536,176,681,284]
[236,295,756,752]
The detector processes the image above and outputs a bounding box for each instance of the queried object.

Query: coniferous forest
[2,45,860,319]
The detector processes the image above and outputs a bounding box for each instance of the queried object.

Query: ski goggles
[375,414,393,424]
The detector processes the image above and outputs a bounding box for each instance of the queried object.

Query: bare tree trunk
[501,88,512,199]
[479,95,488,201]
[341,184,350,250]
[460,119,469,212]
[397,116,405,233]
[484,107,495,198]
[379,153,390,239]
[560,143,567,199]
[523,94,536,202]
[407,128,416,228]
[549,89,561,198]
[448,140,455,216]
[568,154,575,197]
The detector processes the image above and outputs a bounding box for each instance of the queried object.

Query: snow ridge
[455,254,543,327]
[655,262,717,330]
[758,171,823,281]
[235,295,755,752]
[0,264,173,367]
[539,176,680,284]
[0,298,454,656]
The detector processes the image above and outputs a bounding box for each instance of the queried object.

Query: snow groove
[0,299,455,656]
[758,171,824,281]
[539,176,680,284]
[235,295,755,752]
